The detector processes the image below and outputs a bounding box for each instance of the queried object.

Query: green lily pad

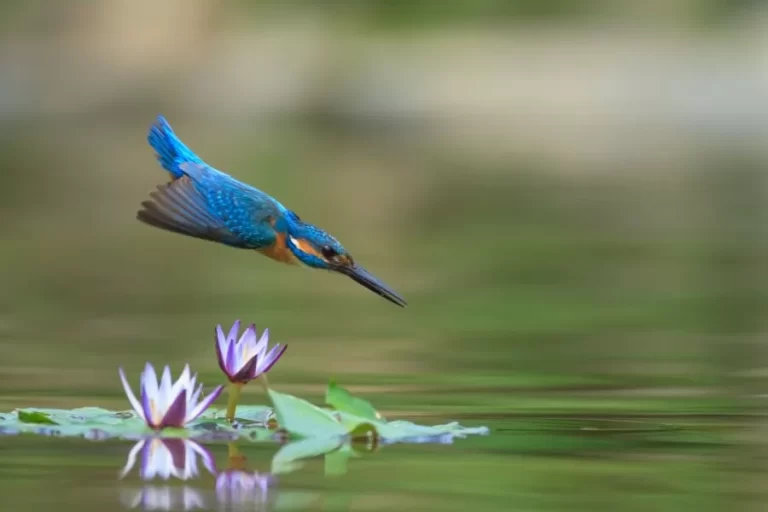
[271,384,487,441]
[267,389,347,438]
[326,379,383,422]
[334,410,487,441]
[23,407,141,426]
[230,405,274,424]
[17,411,58,425]
[0,406,270,440]
[380,420,489,440]
[0,382,489,444]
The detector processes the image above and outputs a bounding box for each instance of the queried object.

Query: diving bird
[137,116,407,307]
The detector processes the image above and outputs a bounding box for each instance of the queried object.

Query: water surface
[0,410,757,512]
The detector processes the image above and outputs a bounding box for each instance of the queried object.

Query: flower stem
[258,373,270,392]
[226,382,243,423]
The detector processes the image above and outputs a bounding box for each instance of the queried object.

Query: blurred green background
[0,1,766,510]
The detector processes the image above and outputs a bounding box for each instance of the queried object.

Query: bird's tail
[147,116,203,180]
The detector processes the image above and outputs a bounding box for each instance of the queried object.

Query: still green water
[0,412,756,511]
[0,122,766,510]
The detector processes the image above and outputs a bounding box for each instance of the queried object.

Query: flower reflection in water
[120,438,216,511]
[120,486,207,511]
[216,471,274,508]
[215,443,275,509]
[121,438,217,480]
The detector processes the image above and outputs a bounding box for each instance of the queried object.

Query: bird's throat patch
[257,232,300,265]
[287,236,325,260]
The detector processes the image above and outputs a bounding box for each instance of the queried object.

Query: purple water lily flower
[215,321,287,384]
[119,363,223,430]
[121,438,217,481]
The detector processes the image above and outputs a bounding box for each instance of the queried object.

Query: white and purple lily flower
[215,321,287,384]
[119,363,223,430]
[121,438,217,481]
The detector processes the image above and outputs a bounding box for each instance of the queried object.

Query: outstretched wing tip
[136,178,241,246]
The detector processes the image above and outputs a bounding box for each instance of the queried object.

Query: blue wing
[137,162,289,249]
[183,162,290,248]
[141,116,294,249]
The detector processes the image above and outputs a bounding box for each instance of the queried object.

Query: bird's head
[285,222,407,307]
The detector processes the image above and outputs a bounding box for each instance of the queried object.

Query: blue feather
[147,115,203,179]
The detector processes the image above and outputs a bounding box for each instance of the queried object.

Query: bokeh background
[0,1,767,511]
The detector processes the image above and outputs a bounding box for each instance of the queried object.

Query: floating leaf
[30,407,141,426]
[267,389,347,438]
[333,409,488,442]
[0,406,269,441]
[271,385,488,441]
[271,436,344,474]
[0,389,490,444]
[230,405,273,424]
[326,379,383,422]
[381,420,489,441]
[18,411,58,425]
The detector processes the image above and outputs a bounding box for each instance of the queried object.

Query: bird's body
[138,116,406,307]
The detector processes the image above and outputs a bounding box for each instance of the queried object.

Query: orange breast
[257,232,300,265]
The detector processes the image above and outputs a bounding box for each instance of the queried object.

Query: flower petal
[118,368,145,420]
[186,385,224,423]
[227,320,241,344]
[254,328,269,361]
[260,344,287,374]
[225,338,237,376]
[141,362,159,403]
[190,382,203,410]
[231,354,259,382]
[236,324,258,372]
[187,374,201,411]
[159,366,173,410]
[238,324,257,347]
[140,384,156,428]
[160,389,187,428]
[216,333,230,376]
[169,365,191,402]
[215,324,227,349]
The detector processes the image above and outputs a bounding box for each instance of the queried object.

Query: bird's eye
[321,245,338,260]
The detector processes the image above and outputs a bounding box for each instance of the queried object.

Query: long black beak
[339,265,407,307]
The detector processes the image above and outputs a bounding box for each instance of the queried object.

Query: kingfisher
[137,116,407,307]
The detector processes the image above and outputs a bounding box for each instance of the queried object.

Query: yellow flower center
[240,344,256,369]
[150,398,161,425]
